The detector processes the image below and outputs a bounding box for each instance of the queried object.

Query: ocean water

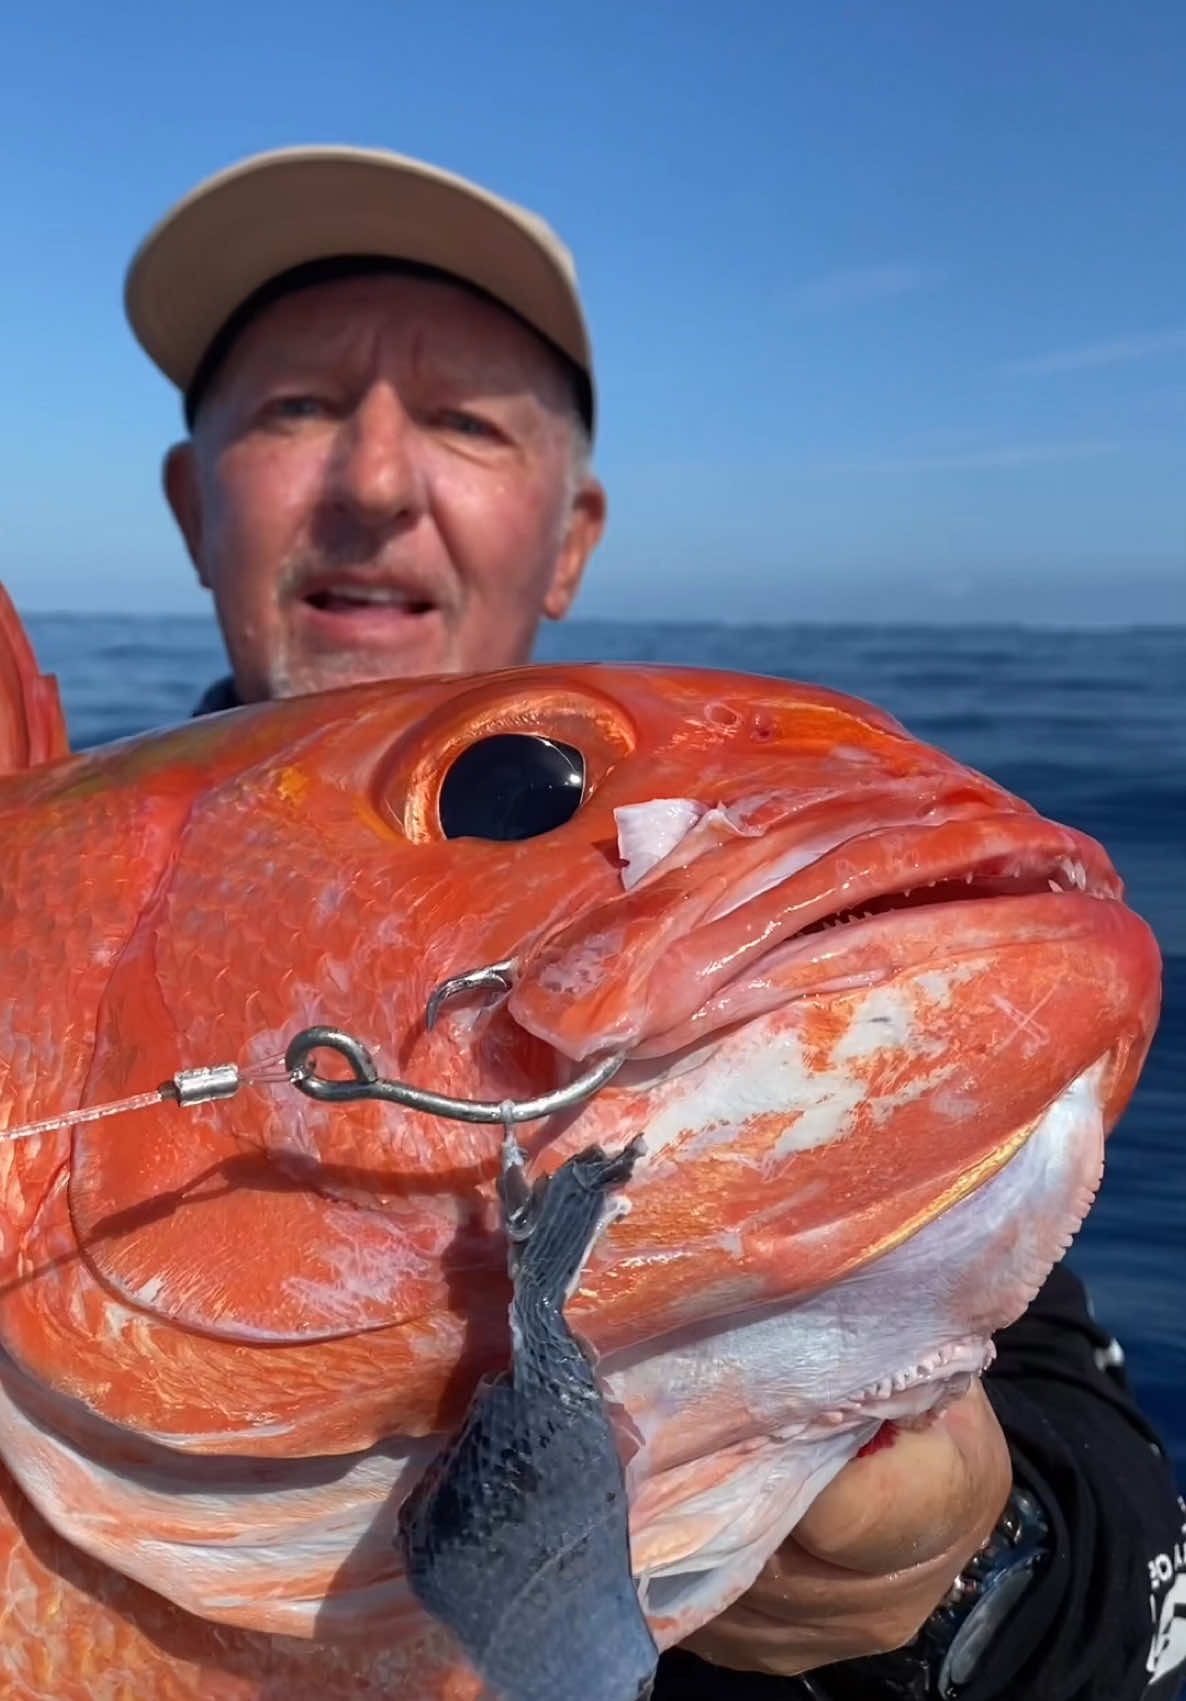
[23,612,1186,1482]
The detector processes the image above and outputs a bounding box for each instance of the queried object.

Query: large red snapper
[0,585,1160,1699]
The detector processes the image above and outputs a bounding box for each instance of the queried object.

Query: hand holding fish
[681,1382,1012,1677]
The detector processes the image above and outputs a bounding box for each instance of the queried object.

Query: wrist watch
[795,1485,1052,1701]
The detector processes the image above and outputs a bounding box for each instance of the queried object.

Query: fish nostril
[703,701,742,729]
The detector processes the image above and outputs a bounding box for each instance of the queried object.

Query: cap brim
[125,145,593,416]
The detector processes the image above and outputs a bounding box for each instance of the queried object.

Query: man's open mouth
[302,583,437,617]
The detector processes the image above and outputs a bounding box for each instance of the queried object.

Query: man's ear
[543,475,607,621]
[163,442,209,586]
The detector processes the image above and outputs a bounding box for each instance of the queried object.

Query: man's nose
[328,381,424,526]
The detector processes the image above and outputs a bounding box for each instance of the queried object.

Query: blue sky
[0,0,1181,622]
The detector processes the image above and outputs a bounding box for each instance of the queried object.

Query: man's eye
[436,409,498,440]
[265,395,328,423]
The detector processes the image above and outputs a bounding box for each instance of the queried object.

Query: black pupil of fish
[439,736,586,841]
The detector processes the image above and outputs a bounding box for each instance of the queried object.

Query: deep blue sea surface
[25,613,1186,1481]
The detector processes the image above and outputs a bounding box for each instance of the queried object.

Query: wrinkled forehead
[195,269,578,422]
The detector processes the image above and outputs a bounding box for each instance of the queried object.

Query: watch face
[786,1491,1051,1701]
[939,1557,1043,1694]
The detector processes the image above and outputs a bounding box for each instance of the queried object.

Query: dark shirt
[193,675,241,715]
[193,679,1186,1701]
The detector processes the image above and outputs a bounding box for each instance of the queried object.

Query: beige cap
[125,144,595,427]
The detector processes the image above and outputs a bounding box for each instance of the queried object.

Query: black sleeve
[652,1262,1186,1701]
[965,1261,1184,1701]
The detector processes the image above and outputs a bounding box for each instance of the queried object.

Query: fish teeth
[1056,858,1089,892]
[840,1344,982,1414]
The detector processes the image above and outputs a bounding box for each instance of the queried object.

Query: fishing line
[0,956,624,1147]
[0,1052,293,1146]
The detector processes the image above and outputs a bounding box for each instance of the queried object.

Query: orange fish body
[0,586,1160,1698]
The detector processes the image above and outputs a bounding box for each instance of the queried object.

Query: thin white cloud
[1006,329,1186,376]
[788,264,936,311]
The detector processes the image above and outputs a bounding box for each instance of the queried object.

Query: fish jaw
[522,894,1157,1360]
[494,799,1158,1345]
[606,1053,1109,1648]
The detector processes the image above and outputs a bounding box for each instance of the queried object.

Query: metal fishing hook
[0,955,621,1146]
[284,1027,624,1126]
[425,959,517,1030]
[286,956,622,1126]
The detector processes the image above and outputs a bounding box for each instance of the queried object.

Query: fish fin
[0,582,69,771]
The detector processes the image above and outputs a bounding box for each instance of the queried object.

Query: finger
[679,1387,1012,1677]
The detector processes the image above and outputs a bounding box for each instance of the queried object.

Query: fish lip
[632,890,1118,1062]
[699,808,1114,925]
[688,812,1121,956]
[663,825,1120,1027]
[783,842,1114,933]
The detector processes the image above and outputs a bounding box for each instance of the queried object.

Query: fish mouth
[635,825,1124,1061]
[508,810,1126,1064]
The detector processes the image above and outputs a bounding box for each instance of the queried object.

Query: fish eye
[438,735,586,841]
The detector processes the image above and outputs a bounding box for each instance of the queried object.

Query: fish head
[16,661,1154,1399]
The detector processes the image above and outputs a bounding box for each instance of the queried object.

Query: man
[129,147,605,709]
[126,146,1185,1699]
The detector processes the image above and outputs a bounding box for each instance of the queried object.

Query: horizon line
[19,609,1186,635]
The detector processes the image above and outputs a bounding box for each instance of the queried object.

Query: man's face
[165,274,605,701]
